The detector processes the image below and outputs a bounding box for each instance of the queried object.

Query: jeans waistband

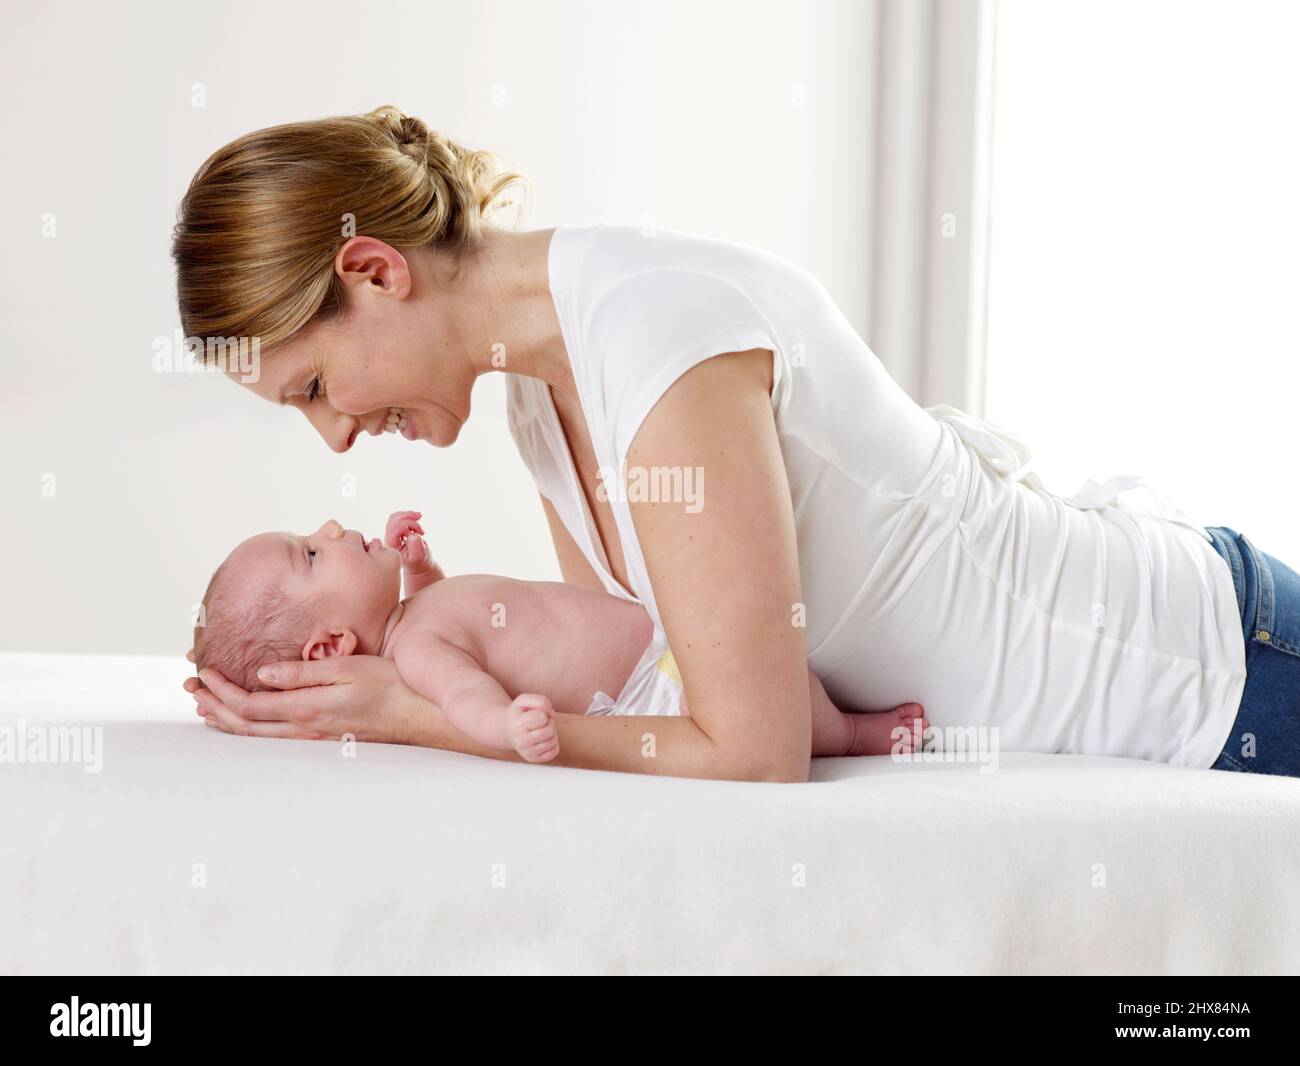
[1206,525,1272,643]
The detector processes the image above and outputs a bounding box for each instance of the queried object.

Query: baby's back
[393,575,655,714]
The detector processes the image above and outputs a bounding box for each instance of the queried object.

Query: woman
[179,106,1299,779]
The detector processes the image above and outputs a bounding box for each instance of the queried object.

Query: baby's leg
[808,670,926,757]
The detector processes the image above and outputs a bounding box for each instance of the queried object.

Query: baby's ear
[302,628,359,661]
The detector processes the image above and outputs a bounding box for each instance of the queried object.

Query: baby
[192,512,927,762]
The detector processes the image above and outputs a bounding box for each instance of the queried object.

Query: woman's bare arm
[528,354,812,781]
[194,655,782,780]
[621,348,812,782]
[407,701,786,779]
[190,352,811,782]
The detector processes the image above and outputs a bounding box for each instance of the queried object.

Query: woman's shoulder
[562,221,811,297]
[575,229,812,433]
[562,225,797,383]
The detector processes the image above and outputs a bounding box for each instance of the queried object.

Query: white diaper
[585,629,686,717]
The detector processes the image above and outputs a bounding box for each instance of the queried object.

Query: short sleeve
[581,269,782,463]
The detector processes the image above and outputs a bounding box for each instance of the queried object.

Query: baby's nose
[321,519,344,539]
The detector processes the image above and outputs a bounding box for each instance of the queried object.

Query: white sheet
[2,652,1299,975]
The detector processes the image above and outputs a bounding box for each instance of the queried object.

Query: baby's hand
[385,510,429,569]
[507,693,559,764]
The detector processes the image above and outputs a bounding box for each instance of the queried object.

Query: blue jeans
[1205,526,1300,776]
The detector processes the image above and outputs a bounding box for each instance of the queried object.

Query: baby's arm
[385,511,445,598]
[392,630,559,763]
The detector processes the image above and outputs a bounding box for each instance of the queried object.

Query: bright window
[985,0,1300,560]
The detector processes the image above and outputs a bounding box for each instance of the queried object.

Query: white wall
[865,0,998,411]
[0,0,877,654]
[986,0,1300,562]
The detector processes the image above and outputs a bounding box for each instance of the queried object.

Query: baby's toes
[896,704,926,728]
[892,705,927,749]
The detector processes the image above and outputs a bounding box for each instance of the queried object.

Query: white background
[5,0,1293,657]
[0,0,875,654]
[986,0,1300,562]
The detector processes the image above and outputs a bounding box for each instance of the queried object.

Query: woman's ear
[302,628,360,661]
[334,236,412,299]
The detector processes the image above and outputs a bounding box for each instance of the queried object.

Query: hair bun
[368,105,430,163]
[398,114,430,153]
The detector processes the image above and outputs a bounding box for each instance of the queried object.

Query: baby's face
[225,518,403,658]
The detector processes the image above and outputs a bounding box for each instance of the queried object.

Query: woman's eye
[306,377,322,402]
[307,550,316,562]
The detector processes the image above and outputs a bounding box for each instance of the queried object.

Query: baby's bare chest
[398,579,655,714]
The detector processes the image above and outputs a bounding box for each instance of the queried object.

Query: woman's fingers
[182,649,200,694]
[197,666,251,712]
[253,657,346,691]
[194,686,251,734]
[195,681,323,737]
[193,655,413,746]
[231,688,326,723]
[203,711,321,741]
[190,666,312,723]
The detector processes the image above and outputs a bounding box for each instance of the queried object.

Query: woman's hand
[182,647,760,777]
[183,653,432,745]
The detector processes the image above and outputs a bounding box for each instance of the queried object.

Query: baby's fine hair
[193,560,316,693]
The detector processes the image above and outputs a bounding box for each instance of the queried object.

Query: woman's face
[232,243,477,452]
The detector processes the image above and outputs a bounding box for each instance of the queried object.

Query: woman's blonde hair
[172,105,529,350]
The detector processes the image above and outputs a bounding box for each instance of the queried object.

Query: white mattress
[2,652,1299,975]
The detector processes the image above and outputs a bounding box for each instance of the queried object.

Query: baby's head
[194,519,403,691]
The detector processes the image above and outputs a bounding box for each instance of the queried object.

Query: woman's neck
[449,226,579,402]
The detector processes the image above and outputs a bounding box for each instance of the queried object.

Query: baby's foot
[507,693,560,763]
[847,703,928,757]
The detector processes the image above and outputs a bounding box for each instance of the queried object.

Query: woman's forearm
[407,693,805,781]
[552,713,787,780]
[403,692,520,762]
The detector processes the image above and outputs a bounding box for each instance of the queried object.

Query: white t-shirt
[505,223,1246,767]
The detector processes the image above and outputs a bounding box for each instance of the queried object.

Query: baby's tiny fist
[401,531,429,567]
[384,510,425,553]
[507,693,559,764]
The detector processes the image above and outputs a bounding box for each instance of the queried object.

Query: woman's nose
[299,403,358,454]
